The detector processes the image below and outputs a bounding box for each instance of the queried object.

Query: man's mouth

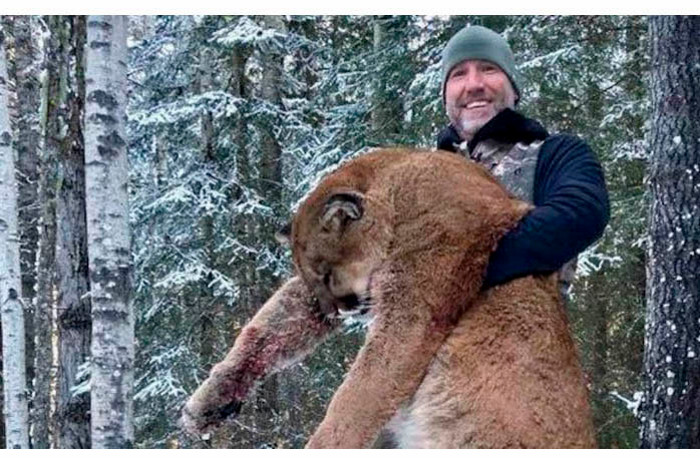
[465,100,490,109]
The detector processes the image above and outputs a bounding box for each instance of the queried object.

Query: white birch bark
[84,16,133,449]
[0,32,30,450]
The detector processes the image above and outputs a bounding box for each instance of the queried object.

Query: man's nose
[463,70,485,93]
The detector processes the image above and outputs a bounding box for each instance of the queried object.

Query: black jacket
[437,109,610,288]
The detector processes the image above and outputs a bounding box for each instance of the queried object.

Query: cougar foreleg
[181,276,338,435]
[305,252,479,448]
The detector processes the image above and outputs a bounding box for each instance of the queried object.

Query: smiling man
[437,25,610,297]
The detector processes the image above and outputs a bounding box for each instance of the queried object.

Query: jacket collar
[437,109,549,154]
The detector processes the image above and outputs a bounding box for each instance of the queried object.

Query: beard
[456,107,499,140]
[449,97,510,142]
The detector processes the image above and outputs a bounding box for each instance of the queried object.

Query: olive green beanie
[441,25,521,103]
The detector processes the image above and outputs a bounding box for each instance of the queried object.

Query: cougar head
[277,189,389,317]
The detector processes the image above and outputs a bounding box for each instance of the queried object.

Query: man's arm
[483,134,610,288]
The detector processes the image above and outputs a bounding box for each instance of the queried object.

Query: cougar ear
[321,192,364,233]
[274,222,292,245]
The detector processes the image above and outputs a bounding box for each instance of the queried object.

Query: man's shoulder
[538,132,593,162]
[541,132,588,149]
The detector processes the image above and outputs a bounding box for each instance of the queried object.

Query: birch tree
[1,16,42,447]
[639,16,700,448]
[0,28,30,450]
[6,15,41,340]
[84,16,133,448]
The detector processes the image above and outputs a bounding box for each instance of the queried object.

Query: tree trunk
[54,15,91,449]
[7,17,41,382]
[259,15,285,205]
[32,14,67,449]
[230,42,253,319]
[254,14,288,418]
[2,16,42,448]
[196,44,218,371]
[640,15,700,448]
[370,16,402,144]
[256,14,286,304]
[1,30,30,450]
[84,16,133,449]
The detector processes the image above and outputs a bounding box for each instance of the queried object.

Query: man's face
[445,59,518,142]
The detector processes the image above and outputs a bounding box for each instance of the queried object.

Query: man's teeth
[466,101,489,108]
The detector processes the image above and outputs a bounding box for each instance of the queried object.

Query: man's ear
[321,192,363,233]
[275,222,292,245]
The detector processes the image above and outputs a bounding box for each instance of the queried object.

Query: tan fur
[386,275,595,448]
[182,148,596,448]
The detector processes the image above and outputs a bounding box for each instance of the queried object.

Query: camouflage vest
[460,138,577,300]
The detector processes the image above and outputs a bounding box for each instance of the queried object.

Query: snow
[209,17,285,47]
[610,390,642,416]
[575,242,622,277]
[518,45,581,70]
[130,91,243,127]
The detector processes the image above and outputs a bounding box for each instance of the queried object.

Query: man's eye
[482,65,497,73]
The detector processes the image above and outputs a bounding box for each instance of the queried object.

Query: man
[436,25,609,296]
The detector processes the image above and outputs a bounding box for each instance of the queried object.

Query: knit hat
[441,25,521,104]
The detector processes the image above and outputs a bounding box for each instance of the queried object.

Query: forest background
[0,14,690,448]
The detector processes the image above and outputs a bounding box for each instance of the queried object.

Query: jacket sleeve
[482,134,610,288]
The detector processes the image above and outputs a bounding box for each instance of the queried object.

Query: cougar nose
[337,294,360,311]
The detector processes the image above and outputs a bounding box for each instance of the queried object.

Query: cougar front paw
[180,398,243,436]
